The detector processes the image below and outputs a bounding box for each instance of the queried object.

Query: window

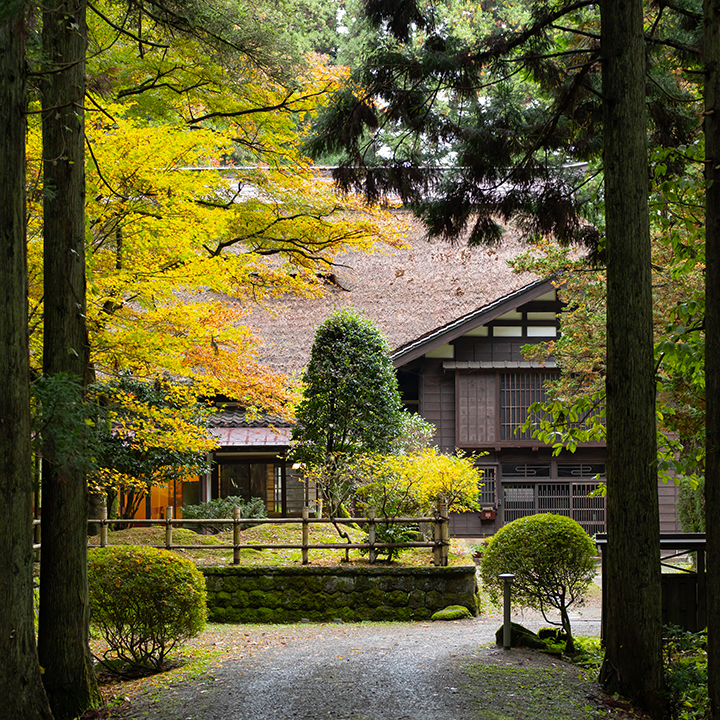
[501,463,551,478]
[215,462,274,505]
[499,373,555,441]
[478,466,497,505]
[502,480,605,535]
[557,463,606,479]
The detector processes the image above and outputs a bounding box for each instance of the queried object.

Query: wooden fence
[32,500,451,567]
[596,533,707,634]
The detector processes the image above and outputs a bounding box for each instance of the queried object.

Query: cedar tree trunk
[705,0,720,717]
[0,3,54,718]
[37,2,101,718]
[598,0,665,717]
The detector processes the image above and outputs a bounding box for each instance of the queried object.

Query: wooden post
[33,517,41,562]
[698,546,707,631]
[368,507,377,565]
[302,506,309,565]
[165,506,173,550]
[33,483,41,562]
[99,505,108,548]
[440,499,449,567]
[433,500,442,567]
[233,506,241,565]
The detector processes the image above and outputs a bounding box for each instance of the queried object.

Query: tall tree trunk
[598,0,664,717]
[37,2,101,718]
[704,1,720,717]
[0,3,54,718]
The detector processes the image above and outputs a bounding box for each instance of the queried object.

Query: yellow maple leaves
[25,7,404,417]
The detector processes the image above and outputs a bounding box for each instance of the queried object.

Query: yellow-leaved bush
[356,448,484,516]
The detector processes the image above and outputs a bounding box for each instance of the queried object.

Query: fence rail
[32,501,451,566]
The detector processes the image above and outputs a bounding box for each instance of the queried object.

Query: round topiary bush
[88,546,207,672]
[480,513,596,653]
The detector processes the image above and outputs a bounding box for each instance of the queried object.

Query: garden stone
[431,605,473,621]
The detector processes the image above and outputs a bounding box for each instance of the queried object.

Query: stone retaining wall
[203,565,478,623]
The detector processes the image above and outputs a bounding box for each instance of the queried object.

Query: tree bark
[37,2,101,718]
[704,1,720,717]
[0,3,55,718]
[598,0,665,717]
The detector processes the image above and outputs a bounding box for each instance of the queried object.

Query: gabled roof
[243,213,539,376]
[391,278,556,366]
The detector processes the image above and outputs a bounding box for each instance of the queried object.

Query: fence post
[165,506,173,550]
[433,500,442,566]
[99,505,108,548]
[440,499,449,567]
[34,517,41,562]
[302,507,310,565]
[233,506,241,565]
[368,507,377,564]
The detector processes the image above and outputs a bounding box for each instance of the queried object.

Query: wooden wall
[419,360,455,452]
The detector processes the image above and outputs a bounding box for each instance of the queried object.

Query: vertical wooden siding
[419,360,455,451]
[457,373,496,444]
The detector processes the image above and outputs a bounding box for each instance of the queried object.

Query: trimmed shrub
[88,546,207,672]
[182,495,267,533]
[480,513,596,653]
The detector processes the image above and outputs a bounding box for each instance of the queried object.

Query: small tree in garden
[357,449,482,516]
[480,514,596,653]
[355,448,482,560]
[90,376,216,519]
[88,546,206,673]
[291,308,404,516]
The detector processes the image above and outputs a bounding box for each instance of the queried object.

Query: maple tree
[89,377,217,518]
[25,1,403,418]
[21,0,407,526]
[356,448,482,516]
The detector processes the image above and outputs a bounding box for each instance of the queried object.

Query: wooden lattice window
[478,466,497,505]
[571,483,606,536]
[537,483,571,514]
[499,372,556,441]
[502,480,606,535]
[503,483,536,522]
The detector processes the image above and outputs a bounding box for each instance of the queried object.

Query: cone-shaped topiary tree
[291,308,404,516]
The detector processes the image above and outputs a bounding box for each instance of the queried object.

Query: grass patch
[465,661,604,720]
[540,635,604,670]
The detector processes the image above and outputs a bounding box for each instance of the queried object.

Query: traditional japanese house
[148,220,681,534]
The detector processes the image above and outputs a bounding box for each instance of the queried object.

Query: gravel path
[202,619,498,720]
[109,600,621,720]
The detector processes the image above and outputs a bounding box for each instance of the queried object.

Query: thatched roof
[243,214,539,377]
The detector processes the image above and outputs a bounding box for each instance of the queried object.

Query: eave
[391,278,557,367]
